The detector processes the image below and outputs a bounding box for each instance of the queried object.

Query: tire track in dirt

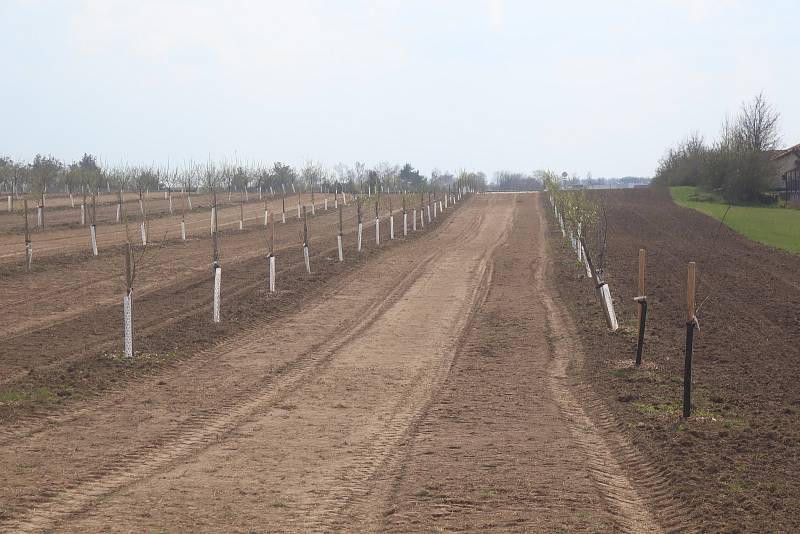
[339,253,498,532]
[379,194,666,533]
[0,196,482,533]
[300,230,504,532]
[541,304,663,533]
[2,257,429,533]
[0,236,405,448]
[536,197,668,533]
[0,201,467,443]
[0,201,455,442]
[13,196,502,533]
[0,203,398,389]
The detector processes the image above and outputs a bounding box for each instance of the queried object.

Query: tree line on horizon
[0,156,488,198]
[488,171,650,192]
[652,93,783,203]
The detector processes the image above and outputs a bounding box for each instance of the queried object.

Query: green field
[670,186,800,253]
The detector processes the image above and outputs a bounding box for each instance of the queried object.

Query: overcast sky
[1,0,797,178]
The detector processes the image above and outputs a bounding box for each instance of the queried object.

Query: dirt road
[0,194,661,532]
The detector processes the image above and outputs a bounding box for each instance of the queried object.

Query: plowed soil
[0,194,437,422]
[549,187,800,533]
[0,193,668,532]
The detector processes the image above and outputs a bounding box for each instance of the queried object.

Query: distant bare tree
[300,159,324,192]
[353,161,366,193]
[374,161,399,192]
[737,92,781,152]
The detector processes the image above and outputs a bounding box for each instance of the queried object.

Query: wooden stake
[639,249,646,296]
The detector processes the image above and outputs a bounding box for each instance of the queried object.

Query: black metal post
[635,299,648,367]
[683,321,695,418]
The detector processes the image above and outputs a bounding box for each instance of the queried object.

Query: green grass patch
[633,401,681,417]
[723,417,747,429]
[725,481,750,494]
[633,400,716,419]
[104,350,179,364]
[0,387,56,404]
[670,186,800,253]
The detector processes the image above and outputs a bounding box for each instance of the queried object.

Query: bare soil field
[0,193,672,532]
[0,193,430,422]
[549,187,800,533]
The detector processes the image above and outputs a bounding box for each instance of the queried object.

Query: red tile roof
[774,143,800,160]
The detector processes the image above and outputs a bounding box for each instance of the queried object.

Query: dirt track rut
[382,194,660,532]
[0,194,660,532]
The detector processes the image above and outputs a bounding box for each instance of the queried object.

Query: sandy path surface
[382,194,659,533]
[0,194,659,533]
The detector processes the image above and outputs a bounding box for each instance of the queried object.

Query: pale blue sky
[1,0,797,177]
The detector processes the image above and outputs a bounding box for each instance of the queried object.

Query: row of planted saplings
[547,192,619,331]
[121,186,472,358]
[13,184,342,271]
[546,191,702,418]
[7,181,306,222]
[13,184,456,271]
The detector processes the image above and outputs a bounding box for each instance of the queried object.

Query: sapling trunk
[357,200,363,252]
[268,212,276,292]
[375,201,380,246]
[302,205,310,274]
[683,262,697,417]
[23,199,32,272]
[338,203,344,262]
[212,191,221,323]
